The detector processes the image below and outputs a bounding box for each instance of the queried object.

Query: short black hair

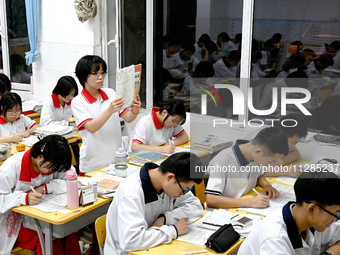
[0,74,11,95]
[252,127,289,156]
[228,50,241,61]
[0,92,22,115]
[154,100,186,125]
[295,171,340,206]
[52,76,79,98]
[218,32,230,42]
[274,114,308,138]
[159,152,203,184]
[31,135,72,172]
[195,61,215,77]
[198,34,211,44]
[75,55,107,87]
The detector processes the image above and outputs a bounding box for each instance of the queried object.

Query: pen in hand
[30,186,37,193]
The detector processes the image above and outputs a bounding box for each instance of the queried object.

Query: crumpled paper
[74,0,97,23]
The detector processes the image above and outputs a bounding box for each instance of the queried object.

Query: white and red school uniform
[0,149,69,255]
[71,88,128,174]
[128,107,185,152]
[0,114,37,136]
[40,93,73,126]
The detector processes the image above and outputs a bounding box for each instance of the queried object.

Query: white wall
[30,0,102,101]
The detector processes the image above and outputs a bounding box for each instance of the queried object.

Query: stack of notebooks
[192,136,232,153]
[128,150,167,166]
[34,124,76,138]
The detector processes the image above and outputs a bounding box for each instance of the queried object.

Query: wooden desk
[12,197,112,255]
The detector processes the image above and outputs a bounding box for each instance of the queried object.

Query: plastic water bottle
[69,116,76,129]
[115,148,128,177]
[66,169,79,209]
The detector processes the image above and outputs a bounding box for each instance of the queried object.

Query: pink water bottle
[66,169,79,209]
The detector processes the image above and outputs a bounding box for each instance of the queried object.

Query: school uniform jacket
[0,149,67,255]
[238,202,340,255]
[104,163,203,255]
[0,114,37,136]
[213,59,237,79]
[40,93,73,126]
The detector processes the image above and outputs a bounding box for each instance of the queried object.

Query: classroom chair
[95,214,107,255]
[195,180,207,205]
[11,246,36,255]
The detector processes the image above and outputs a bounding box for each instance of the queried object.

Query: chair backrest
[195,181,206,205]
[95,214,107,254]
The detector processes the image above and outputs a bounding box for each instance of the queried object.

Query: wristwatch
[320,252,332,255]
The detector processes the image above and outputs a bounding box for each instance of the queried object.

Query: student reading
[40,76,79,126]
[205,127,289,209]
[0,92,39,143]
[238,171,340,255]
[0,135,81,255]
[71,55,141,174]
[129,101,189,154]
[104,152,204,254]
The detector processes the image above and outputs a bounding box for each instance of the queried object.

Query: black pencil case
[205,223,240,253]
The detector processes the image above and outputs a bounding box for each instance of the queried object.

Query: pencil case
[205,223,240,253]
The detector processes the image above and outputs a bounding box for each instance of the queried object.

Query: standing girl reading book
[0,92,39,143]
[40,76,79,126]
[0,135,81,255]
[129,101,189,154]
[72,55,141,174]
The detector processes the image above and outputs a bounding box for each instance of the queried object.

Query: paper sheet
[239,183,295,216]
[275,176,296,186]
[177,225,215,247]
[29,193,70,213]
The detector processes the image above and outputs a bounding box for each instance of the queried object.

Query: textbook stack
[192,136,232,153]
[34,124,77,139]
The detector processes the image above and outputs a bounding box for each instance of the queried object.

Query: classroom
[1,0,340,254]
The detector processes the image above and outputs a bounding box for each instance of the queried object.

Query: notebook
[129,150,167,163]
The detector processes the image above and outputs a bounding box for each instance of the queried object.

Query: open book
[129,150,167,163]
[116,64,142,109]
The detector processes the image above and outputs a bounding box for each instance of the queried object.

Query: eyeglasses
[64,93,75,100]
[7,109,22,115]
[90,72,107,79]
[175,177,193,196]
[306,201,340,222]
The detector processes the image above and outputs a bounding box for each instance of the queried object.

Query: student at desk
[40,76,78,126]
[238,171,340,255]
[0,135,80,255]
[205,127,289,209]
[245,114,308,177]
[129,101,189,154]
[72,55,141,174]
[0,92,39,143]
[104,152,204,255]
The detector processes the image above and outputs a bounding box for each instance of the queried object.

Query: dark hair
[218,32,230,43]
[252,127,289,156]
[0,74,11,95]
[52,76,79,98]
[294,171,340,206]
[274,114,308,138]
[317,53,334,67]
[205,40,218,54]
[329,40,340,51]
[235,33,242,42]
[195,61,215,77]
[285,70,308,89]
[0,92,22,115]
[159,152,203,184]
[198,34,211,44]
[228,50,241,61]
[290,41,303,57]
[75,55,107,87]
[154,100,186,125]
[182,44,196,53]
[31,135,72,172]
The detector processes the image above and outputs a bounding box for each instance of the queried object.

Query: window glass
[253,0,340,136]
[6,0,31,84]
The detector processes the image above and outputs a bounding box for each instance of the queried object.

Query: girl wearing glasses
[0,92,39,143]
[129,100,189,154]
[72,55,141,174]
[40,76,79,126]
[0,135,81,255]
